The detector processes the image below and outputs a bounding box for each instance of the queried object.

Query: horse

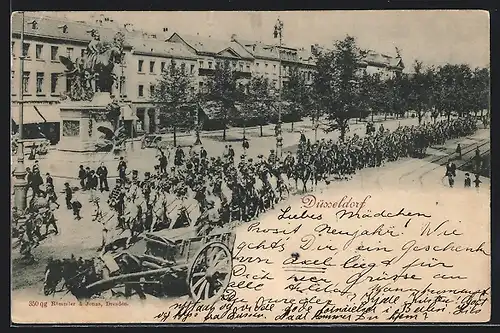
[43,252,146,300]
[292,162,314,193]
[59,43,122,94]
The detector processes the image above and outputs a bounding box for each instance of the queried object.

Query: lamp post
[13,11,28,211]
[274,18,284,158]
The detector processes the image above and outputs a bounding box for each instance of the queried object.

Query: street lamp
[13,11,28,211]
[273,18,284,157]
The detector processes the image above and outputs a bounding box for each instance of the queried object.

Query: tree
[434,63,474,122]
[313,35,366,141]
[153,60,195,147]
[359,71,386,121]
[282,66,310,132]
[471,67,490,117]
[203,60,243,141]
[407,60,434,125]
[240,76,275,138]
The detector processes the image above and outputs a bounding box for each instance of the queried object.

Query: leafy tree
[407,60,434,125]
[240,76,275,138]
[153,60,195,146]
[203,60,243,141]
[384,73,408,120]
[313,35,366,141]
[471,67,490,117]
[282,66,310,132]
[434,63,474,122]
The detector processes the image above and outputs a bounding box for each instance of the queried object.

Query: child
[464,173,471,188]
[447,173,454,188]
[46,183,60,209]
[71,194,83,220]
[474,174,482,190]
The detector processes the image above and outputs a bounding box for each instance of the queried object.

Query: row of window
[11,41,83,61]
[13,71,60,95]
[12,70,128,96]
[137,59,195,75]
[198,60,251,72]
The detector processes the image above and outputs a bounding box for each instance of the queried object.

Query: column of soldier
[13,116,478,264]
[103,116,478,238]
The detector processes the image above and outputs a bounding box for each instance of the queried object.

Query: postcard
[11,10,490,324]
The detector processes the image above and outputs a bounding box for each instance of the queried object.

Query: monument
[48,29,134,178]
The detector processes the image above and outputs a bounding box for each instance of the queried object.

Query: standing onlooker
[228,145,235,164]
[174,146,185,167]
[242,138,249,154]
[26,167,34,197]
[89,170,99,202]
[200,146,207,160]
[45,172,54,188]
[46,182,60,209]
[118,157,127,182]
[85,167,92,190]
[71,194,83,221]
[64,182,73,210]
[159,151,168,174]
[78,165,86,190]
[96,162,109,192]
[456,143,462,160]
[31,169,44,196]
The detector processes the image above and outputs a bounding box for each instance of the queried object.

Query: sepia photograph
[10,10,490,324]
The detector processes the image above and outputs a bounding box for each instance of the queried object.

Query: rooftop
[11,12,133,47]
[129,38,197,59]
[170,33,254,60]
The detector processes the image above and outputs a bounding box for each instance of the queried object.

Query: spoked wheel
[187,241,232,303]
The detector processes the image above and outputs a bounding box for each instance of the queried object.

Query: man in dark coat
[117,157,127,182]
[174,146,185,167]
[96,162,109,192]
[78,165,86,190]
[64,182,73,210]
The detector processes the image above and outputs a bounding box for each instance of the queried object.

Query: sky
[36,11,490,71]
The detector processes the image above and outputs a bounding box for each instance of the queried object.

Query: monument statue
[60,29,125,98]
[59,29,127,153]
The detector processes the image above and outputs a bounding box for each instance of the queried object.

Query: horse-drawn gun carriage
[44,213,236,303]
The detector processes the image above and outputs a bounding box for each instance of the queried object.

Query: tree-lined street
[11,19,490,307]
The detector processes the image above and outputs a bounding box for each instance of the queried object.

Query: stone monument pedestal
[49,92,135,180]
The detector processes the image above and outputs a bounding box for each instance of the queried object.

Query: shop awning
[11,105,44,124]
[121,104,138,121]
[33,105,61,122]
[11,104,61,124]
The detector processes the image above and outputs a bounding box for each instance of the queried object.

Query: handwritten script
[152,189,490,323]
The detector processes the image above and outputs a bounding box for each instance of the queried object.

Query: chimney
[163,27,168,32]
[230,34,237,41]
[197,32,200,36]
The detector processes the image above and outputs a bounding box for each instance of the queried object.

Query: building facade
[126,36,198,134]
[12,13,404,140]
[231,36,316,89]
[167,33,254,92]
[11,13,135,142]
